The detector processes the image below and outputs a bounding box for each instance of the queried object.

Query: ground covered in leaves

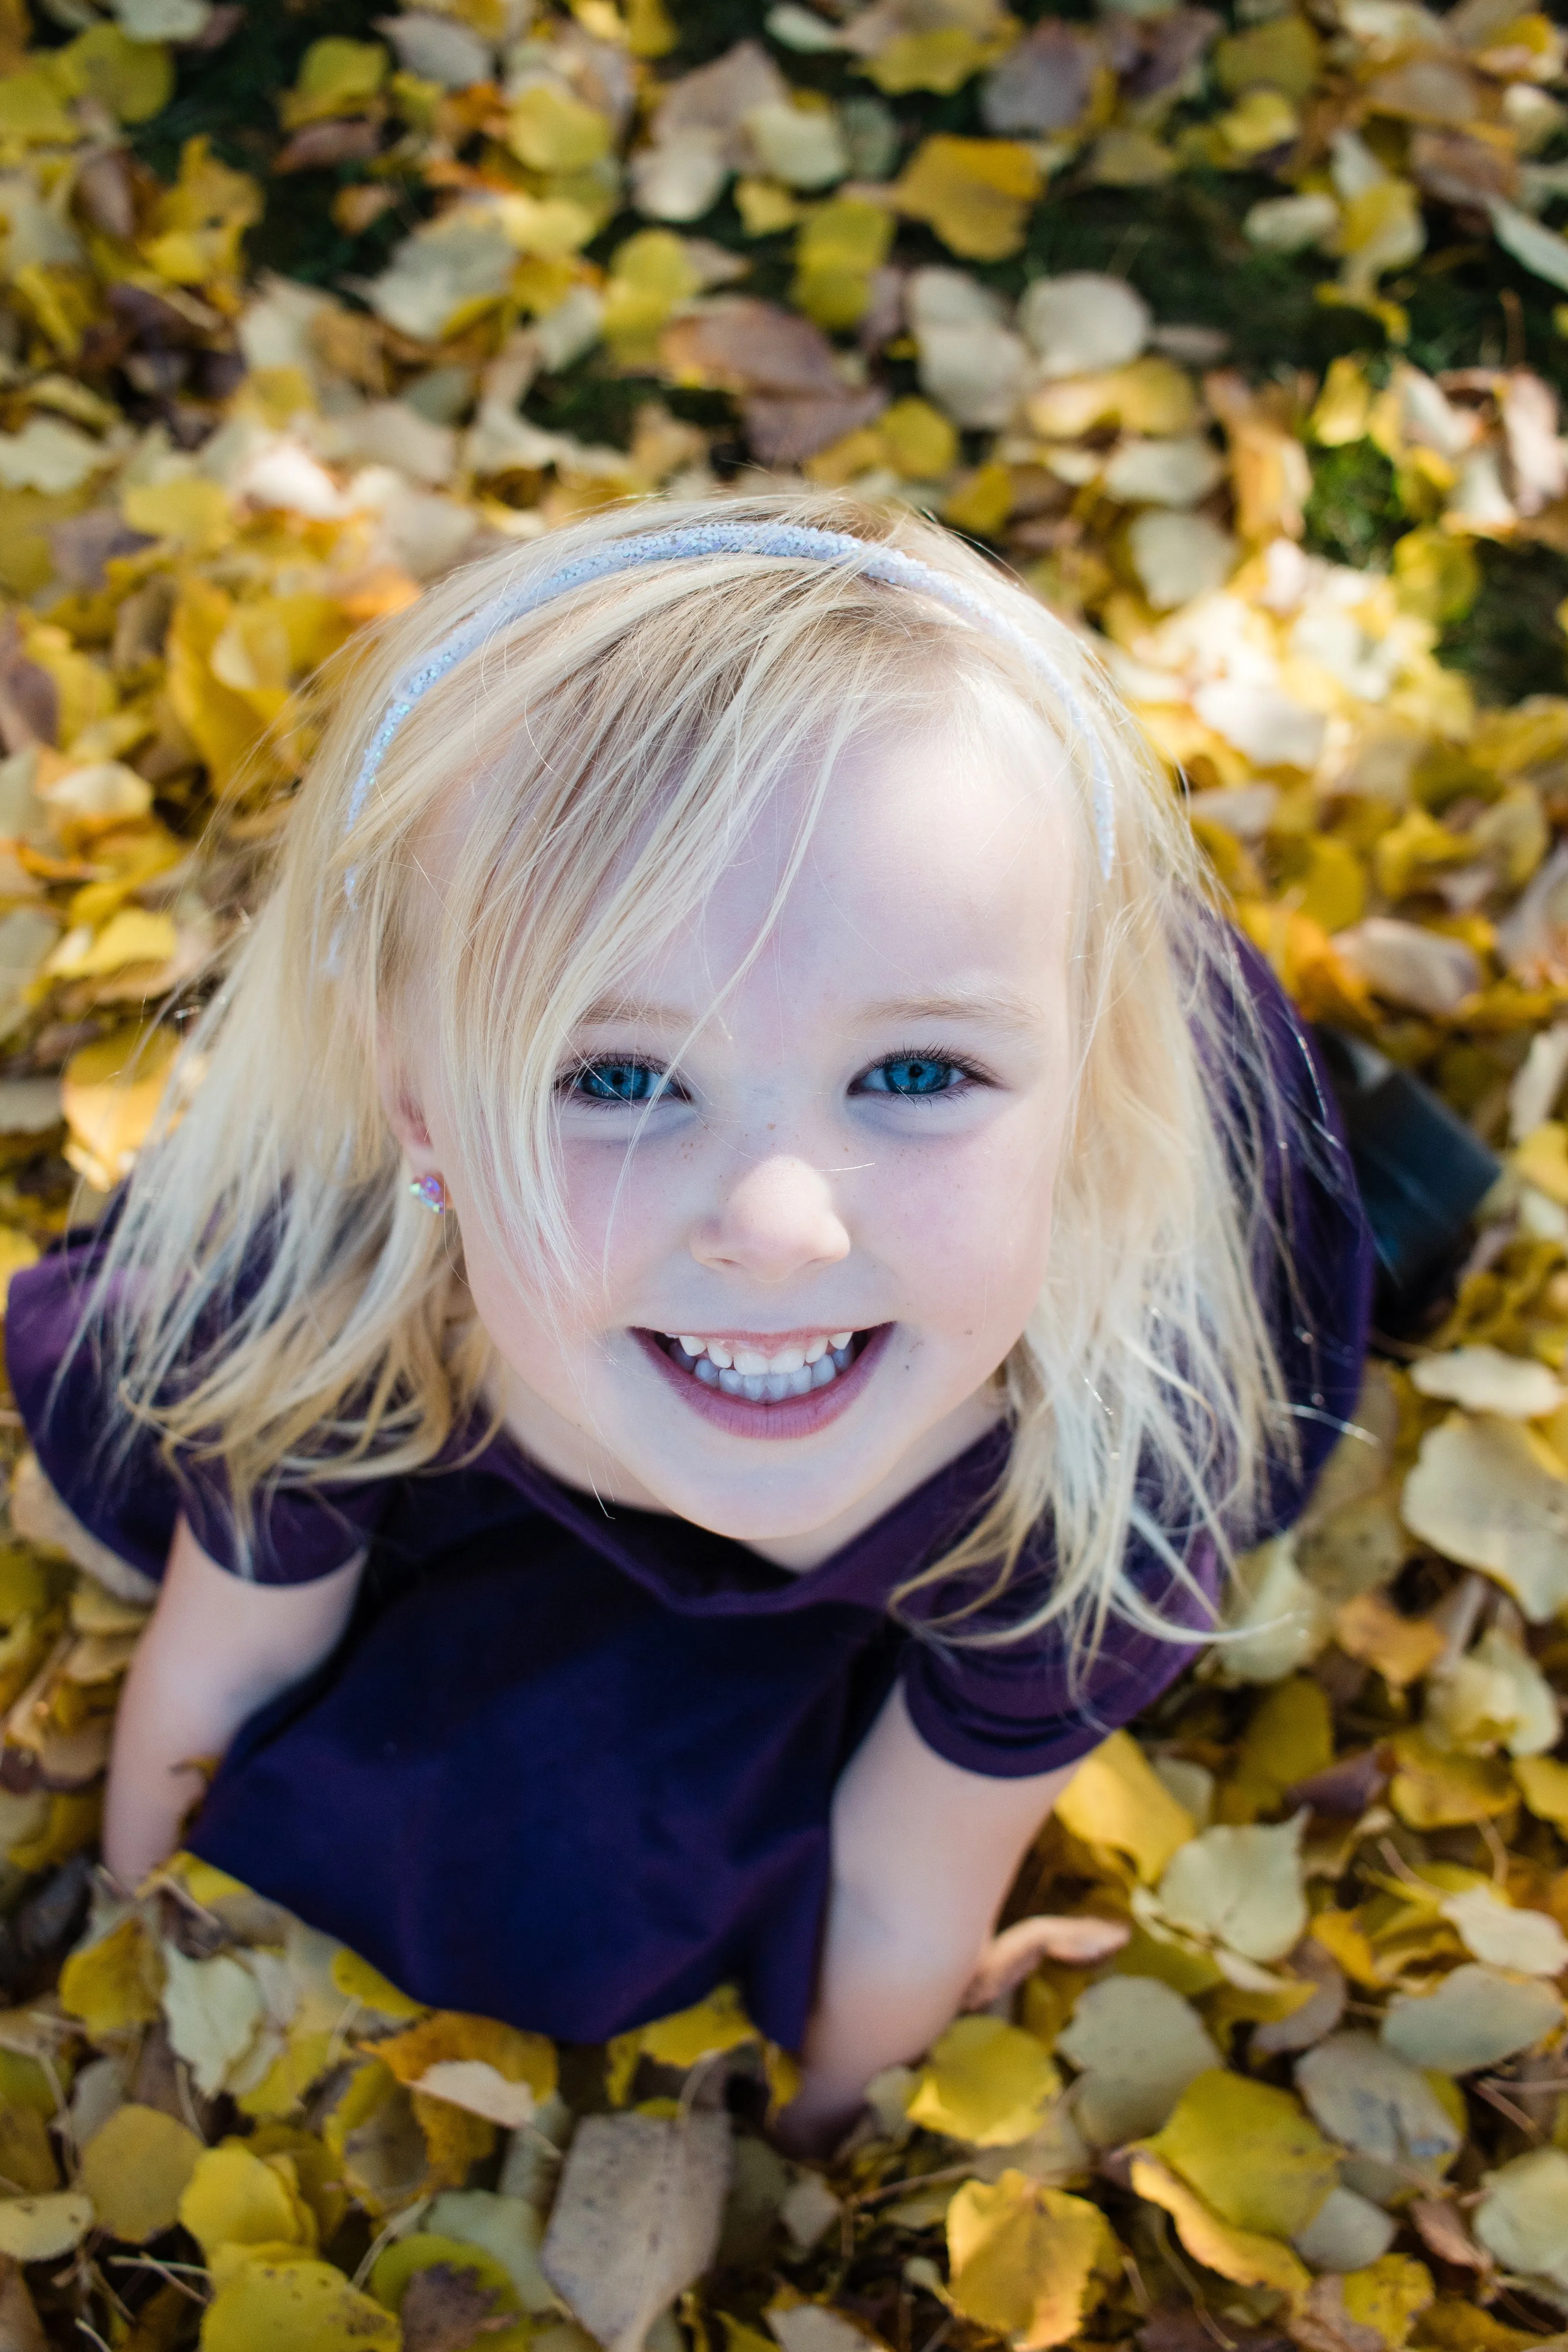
[0,0,1567,2345]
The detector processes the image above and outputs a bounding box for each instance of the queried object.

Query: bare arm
[776,1683,1075,2155]
[103,1514,365,1891]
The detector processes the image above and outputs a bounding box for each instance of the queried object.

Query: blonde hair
[68,489,1303,1663]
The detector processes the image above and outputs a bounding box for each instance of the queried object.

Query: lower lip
[634,1326,891,1440]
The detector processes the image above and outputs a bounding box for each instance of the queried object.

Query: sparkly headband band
[342,520,1117,880]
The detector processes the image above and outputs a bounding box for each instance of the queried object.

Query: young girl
[7,490,1370,2153]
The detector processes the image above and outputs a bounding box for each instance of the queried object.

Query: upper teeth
[664,1330,859,1401]
[674,1333,853,1374]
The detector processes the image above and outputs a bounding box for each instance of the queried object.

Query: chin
[647,1450,892,1547]
[656,1483,851,1543]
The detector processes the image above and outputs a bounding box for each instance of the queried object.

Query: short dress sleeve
[898,935,1374,1780]
[901,1538,1223,1778]
[5,1197,396,1588]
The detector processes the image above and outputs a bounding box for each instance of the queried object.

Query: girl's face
[397,725,1077,1570]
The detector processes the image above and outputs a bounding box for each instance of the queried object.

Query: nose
[690,1151,852,1286]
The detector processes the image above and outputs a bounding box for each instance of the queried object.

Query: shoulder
[1207,922,1376,1525]
[5,1190,397,1589]
[901,1532,1220,1777]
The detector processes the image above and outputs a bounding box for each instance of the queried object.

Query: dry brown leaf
[0,2257,46,2352]
[540,2112,731,2352]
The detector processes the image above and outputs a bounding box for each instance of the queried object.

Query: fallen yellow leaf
[1056,1728,1196,1884]
[78,2105,204,2243]
[905,2014,1059,2146]
[1133,2149,1309,2291]
[947,2171,1121,2348]
[893,136,1041,260]
[202,2254,400,2352]
[1141,2070,1338,2239]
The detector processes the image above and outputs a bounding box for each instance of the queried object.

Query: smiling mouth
[649,1328,872,1403]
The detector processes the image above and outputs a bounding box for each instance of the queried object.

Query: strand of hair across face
[339,523,1119,880]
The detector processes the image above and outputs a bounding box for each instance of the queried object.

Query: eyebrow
[858,990,1042,1033]
[577,988,1043,1033]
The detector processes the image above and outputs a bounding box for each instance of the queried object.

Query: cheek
[866,1109,1060,1327]
[556,1140,685,1283]
[470,1145,688,1360]
[437,1153,612,1367]
[452,1218,560,1366]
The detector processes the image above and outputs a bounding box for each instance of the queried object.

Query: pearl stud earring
[409,1174,447,1214]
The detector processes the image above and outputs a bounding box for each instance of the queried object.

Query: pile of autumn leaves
[0,0,1568,2341]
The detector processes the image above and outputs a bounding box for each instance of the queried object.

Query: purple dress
[6,949,1372,2049]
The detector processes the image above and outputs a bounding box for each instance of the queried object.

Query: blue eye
[571,1059,671,1105]
[859,1055,970,1098]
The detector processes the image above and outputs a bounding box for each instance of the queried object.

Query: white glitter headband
[342,520,1117,879]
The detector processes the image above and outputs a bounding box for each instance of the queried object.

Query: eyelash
[560,1050,989,1107]
[854,1049,986,1101]
[562,1059,683,1107]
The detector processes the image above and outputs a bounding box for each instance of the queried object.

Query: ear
[376,1019,439,1174]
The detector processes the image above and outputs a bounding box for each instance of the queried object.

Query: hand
[958,1913,1129,2011]
[770,2077,865,2162]
[104,1518,366,1893]
[103,1754,209,1892]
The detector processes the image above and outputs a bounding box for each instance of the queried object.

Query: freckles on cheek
[557,1142,644,1233]
[553,1161,612,1263]
[557,1146,675,1288]
[885,1121,1054,1233]
[878,1154,1050,1310]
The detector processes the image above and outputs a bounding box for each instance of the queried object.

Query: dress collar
[451,1414,1013,1618]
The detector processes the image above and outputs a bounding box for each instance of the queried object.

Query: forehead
[613,719,1077,1022]
[402,680,1081,1051]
